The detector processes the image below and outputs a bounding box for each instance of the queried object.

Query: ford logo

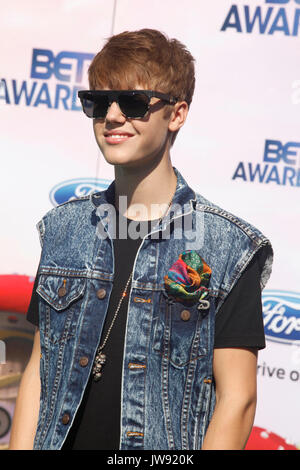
[262,290,300,345]
[49,178,112,206]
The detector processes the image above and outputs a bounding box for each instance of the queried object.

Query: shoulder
[194,191,270,246]
[48,193,93,213]
[193,191,273,292]
[36,192,101,246]
[39,193,98,222]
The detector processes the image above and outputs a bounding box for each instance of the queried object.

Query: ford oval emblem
[262,290,300,345]
[49,178,112,206]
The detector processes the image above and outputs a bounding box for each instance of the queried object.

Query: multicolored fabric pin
[164,251,211,304]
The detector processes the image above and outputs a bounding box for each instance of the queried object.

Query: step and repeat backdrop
[0,0,299,450]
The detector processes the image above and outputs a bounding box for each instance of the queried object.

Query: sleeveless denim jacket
[33,167,273,450]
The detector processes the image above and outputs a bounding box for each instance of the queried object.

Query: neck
[114,157,177,221]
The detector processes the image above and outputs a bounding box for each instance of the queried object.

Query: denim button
[58,287,67,297]
[180,309,191,321]
[62,413,70,425]
[79,356,89,367]
[96,288,106,299]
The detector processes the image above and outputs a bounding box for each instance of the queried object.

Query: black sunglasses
[77,90,178,119]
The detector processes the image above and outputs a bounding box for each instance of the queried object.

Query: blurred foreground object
[0,275,35,448]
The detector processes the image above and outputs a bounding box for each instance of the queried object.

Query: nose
[105,100,126,123]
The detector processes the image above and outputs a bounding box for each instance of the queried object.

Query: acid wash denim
[33,167,273,450]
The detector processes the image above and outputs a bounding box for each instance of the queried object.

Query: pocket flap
[37,275,86,311]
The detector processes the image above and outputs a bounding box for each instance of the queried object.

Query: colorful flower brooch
[164,250,211,308]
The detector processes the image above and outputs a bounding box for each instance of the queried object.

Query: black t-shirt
[26,210,265,450]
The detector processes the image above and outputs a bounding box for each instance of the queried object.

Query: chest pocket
[37,274,87,345]
[153,292,209,369]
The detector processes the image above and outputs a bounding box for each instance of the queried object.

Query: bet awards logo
[0,48,94,110]
[232,139,300,187]
[221,0,300,36]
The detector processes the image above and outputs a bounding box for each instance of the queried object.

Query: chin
[102,150,142,167]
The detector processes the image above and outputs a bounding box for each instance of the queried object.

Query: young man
[10,29,273,450]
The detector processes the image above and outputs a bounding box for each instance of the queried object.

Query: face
[92,88,182,169]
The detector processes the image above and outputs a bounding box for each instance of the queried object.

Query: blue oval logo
[49,178,112,206]
[262,290,300,345]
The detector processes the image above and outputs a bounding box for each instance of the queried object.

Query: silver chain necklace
[92,199,172,382]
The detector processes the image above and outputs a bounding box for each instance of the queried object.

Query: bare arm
[202,347,258,450]
[9,327,41,450]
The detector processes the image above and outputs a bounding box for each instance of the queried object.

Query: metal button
[79,356,89,367]
[180,309,191,321]
[62,413,70,425]
[58,287,67,297]
[96,288,106,299]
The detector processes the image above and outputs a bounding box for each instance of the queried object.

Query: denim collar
[91,166,196,224]
[90,167,196,233]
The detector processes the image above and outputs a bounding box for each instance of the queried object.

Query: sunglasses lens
[119,93,149,118]
[80,92,151,118]
[82,95,109,118]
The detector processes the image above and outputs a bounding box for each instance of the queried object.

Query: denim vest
[33,167,273,450]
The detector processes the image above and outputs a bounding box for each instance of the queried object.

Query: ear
[168,101,189,133]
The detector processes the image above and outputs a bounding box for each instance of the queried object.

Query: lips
[104,131,134,144]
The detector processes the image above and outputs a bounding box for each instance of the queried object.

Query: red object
[0,274,35,314]
[246,426,298,450]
